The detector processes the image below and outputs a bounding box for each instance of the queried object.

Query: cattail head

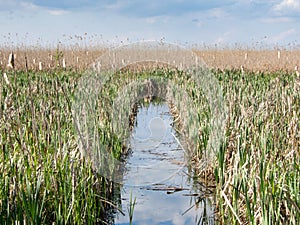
[3,72,10,85]
[62,58,66,68]
[240,65,244,74]
[39,62,43,71]
[7,51,14,69]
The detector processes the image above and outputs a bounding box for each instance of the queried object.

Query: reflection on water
[108,101,215,225]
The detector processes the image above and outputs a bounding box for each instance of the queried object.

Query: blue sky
[0,0,299,47]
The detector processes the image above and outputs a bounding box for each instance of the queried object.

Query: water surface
[112,102,214,225]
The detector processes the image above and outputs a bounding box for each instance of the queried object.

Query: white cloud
[273,0,300,13]
[48,9,70,16]
[20,1,40,10]
[214,31,232,45]
[261,16,293,23]
[274,0,300,10]
[104,0,126,11]
[145,16,170,24]
[207,7,229,19]
[270,28,296,42]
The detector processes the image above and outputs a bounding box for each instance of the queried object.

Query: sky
[0,0,300,48]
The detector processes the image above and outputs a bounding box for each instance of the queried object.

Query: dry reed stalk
[1,47,300,72]
[193,49,300,72]
[0,48,104,71]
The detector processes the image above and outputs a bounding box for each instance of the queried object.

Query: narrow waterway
[111,101,215,225]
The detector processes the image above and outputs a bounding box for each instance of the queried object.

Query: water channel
[109,101,215,225]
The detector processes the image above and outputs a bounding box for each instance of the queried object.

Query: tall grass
[213,69,300,224]
[0,69,121,224]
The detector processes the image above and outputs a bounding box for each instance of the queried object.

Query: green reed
[0,69,121,224]
[213,69,299,224]
[1,65,298,225]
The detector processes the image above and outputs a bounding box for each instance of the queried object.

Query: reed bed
[1,43,299,225]
[0,48,104,72]
[213,69,300,224]
[89,61,300,224]
[0,69,121,224]
[1,47,300,72]
[194,49,300,73]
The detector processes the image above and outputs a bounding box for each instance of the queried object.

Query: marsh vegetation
[0,43,299,224]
